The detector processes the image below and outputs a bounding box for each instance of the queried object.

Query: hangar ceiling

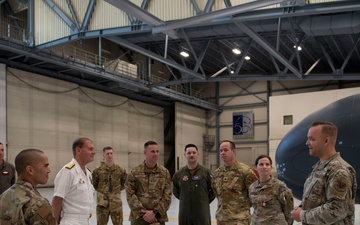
[1,0,360,111]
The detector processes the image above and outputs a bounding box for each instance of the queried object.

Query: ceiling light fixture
[180,51,189,57]
[294,45,302,51]
[245,56,250,60]
[232,48,241,55]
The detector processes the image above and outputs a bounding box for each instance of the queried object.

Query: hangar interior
[1,0,360,190]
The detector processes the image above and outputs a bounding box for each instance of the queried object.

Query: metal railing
[1,21,213,104]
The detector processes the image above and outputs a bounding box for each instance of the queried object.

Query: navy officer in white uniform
[52,137,96,225]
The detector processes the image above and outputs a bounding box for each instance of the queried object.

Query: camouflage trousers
[96,205,123,225]
[217,220,250,225]
[130,218,164,225]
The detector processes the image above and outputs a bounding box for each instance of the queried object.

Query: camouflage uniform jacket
[92,162,127,209]
[126,162,172,223]
[0,180,56,225]
[0,160,16,195]
[249,177,294,225]
[300,153,357,225]
[211,161,258,223]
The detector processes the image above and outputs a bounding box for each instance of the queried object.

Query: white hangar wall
[269,87,360,170]
[3,65,163,187]
[174,102,207,170]
[203,81,360,169]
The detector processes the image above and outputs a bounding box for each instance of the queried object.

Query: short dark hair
[144,141,158,149]
[103,146,113,153]
[311,121,338,143]
[255,155,272,166]
[72,137,92,156]
[220,140,236,150]
[15,149,44,174]
[184,144,198,152]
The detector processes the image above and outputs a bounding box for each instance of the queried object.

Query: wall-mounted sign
[233,111,254,139]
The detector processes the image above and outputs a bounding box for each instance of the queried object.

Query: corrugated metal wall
[34,1,70,45]
[147,0,195,21]
[33,0,343,45]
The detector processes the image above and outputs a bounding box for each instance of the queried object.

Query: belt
[62,213,92,219]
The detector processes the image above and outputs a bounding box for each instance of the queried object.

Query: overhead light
[230,70,234,74]
[245,56,250,60]
[180,51,189,57]
[294,45,302,51]
[232,48,241,55]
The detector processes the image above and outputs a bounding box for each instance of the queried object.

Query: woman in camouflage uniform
[249,155,294,225]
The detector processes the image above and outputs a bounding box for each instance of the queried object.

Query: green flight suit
[172,164,215,225]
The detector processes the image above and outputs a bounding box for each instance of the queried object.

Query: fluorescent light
[180,51,189,57]
[232,48,241,55]
[245,56,250,60]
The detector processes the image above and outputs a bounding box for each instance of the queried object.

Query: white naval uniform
[54,158,95,225]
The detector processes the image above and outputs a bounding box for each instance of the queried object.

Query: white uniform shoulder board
[65,162,75,169]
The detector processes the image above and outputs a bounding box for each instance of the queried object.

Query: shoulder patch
[65,162,75,169]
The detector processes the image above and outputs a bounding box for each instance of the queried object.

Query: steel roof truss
[341,35,360,72]
[43,0,77,31]
[66,0,80,31]
[235,21,303,79]
[81,0,96,32]
[235,40,253,75]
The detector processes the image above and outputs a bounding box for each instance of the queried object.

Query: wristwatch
[153,209,159,217]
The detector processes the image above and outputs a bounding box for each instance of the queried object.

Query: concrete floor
[38,188,359,225]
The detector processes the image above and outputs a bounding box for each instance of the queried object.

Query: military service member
[0,142,15,195]
[92,146,127,225]
[249,155,293,225]
[211,140,258,225]
[172,143,215,225]
[291,121,357,224]
[0,148,56,225]
[126,141,172,225]
[52,137,96,225]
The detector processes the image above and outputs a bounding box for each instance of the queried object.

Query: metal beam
[341,35,360,72]
[235,22,303,79]
[0,57,172,107]
[105,36,206,80]
[231,1,360,22]
[104,0,178,38]
[80,0,96,32]
[43,0,77,31]
[66,0,80,31]
[152,0,290,34]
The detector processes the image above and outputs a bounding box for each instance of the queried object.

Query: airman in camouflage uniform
[0,149,56,225]
[126,141,172,225]
[92,146,127,225]
[291,121,357,224]
[249,155,293,225]
[211,140,258,225]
